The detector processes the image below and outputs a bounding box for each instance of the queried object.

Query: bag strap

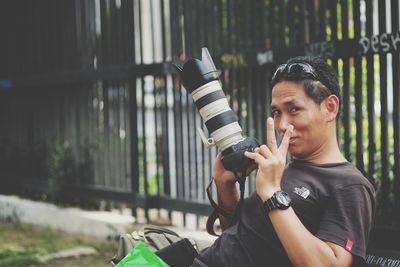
[111,232,144,265]
[144,225,182,250]
[146,232,173,249]
[144,225,181,237]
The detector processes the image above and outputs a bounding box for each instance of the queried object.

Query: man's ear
[323,95,339,122]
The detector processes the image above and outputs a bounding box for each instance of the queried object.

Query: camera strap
[206,178,234,219]
[206,173,247,236]
[232,176,246,223]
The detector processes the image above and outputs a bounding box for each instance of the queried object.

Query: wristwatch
[263,191,292,214]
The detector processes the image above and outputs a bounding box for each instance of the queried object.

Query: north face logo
[294,187,310,199]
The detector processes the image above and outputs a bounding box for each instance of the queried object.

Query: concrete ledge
[0,194,135,240]
[38,246,98,263]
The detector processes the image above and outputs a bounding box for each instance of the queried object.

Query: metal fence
[0,0,399,227]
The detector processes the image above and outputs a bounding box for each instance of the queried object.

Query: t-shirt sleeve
[315,184,375,260]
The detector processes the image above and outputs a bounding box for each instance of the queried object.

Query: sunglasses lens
[288,64,302,73]
[272,62,318,87]
[272,64,287,80]
[271,62,333,95]
[287,63,316,78]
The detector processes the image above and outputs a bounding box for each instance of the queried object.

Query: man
[193,56,376,267]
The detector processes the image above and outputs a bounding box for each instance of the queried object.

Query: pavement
[0,194,217,244]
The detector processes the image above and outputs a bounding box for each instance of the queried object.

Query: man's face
[271,80,330,160]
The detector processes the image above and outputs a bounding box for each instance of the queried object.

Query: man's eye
[290,108,299,113]
[272,110,280,116]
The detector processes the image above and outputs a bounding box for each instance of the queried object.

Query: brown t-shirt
[194,160,376,267]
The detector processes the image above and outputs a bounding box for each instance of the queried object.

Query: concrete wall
[0,194,135,240]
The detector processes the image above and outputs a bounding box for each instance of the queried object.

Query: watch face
[276,191,291,206]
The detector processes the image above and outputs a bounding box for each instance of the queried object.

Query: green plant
[0,222,117,267]
[0,250,38,267]
[47,142,76,205]
[77,138,96,185]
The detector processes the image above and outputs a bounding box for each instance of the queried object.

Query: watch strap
[263,195,278,213]
[265,196,278,211]
[263,191,291,214]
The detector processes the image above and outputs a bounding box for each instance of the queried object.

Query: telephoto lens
[173,48,259,174]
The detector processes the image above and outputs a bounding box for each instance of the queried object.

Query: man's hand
[244,117,293,202]
[213,151,257,186]
[212,152,236,186]
[212,149,257,230]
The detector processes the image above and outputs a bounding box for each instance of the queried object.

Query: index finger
[266,117,278,153]
[278,125,294,157]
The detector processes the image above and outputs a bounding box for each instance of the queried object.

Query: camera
[173,48,259,174]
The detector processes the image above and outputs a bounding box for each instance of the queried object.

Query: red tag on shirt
[345,239,353,252]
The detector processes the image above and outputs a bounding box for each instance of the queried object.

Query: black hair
[272,56,340,105]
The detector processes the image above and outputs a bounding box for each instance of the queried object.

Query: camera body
[174,48,259,174]
[221,136,259,173]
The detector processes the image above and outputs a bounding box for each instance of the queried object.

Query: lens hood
[173,48,221,93]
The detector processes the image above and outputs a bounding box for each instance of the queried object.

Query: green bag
[111,225,212,266]
[111,225,184,265]
[115,241,169,267]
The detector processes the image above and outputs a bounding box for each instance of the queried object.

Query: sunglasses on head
[271,62,318,83]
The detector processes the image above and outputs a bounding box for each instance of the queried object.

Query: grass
[0,221,117,267]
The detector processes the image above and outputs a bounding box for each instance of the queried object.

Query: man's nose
[277,116,291,134]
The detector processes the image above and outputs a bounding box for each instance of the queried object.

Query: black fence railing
[0,0,399,227]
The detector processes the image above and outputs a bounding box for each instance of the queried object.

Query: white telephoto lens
[191,81,244,151]
[211,123,244,151]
